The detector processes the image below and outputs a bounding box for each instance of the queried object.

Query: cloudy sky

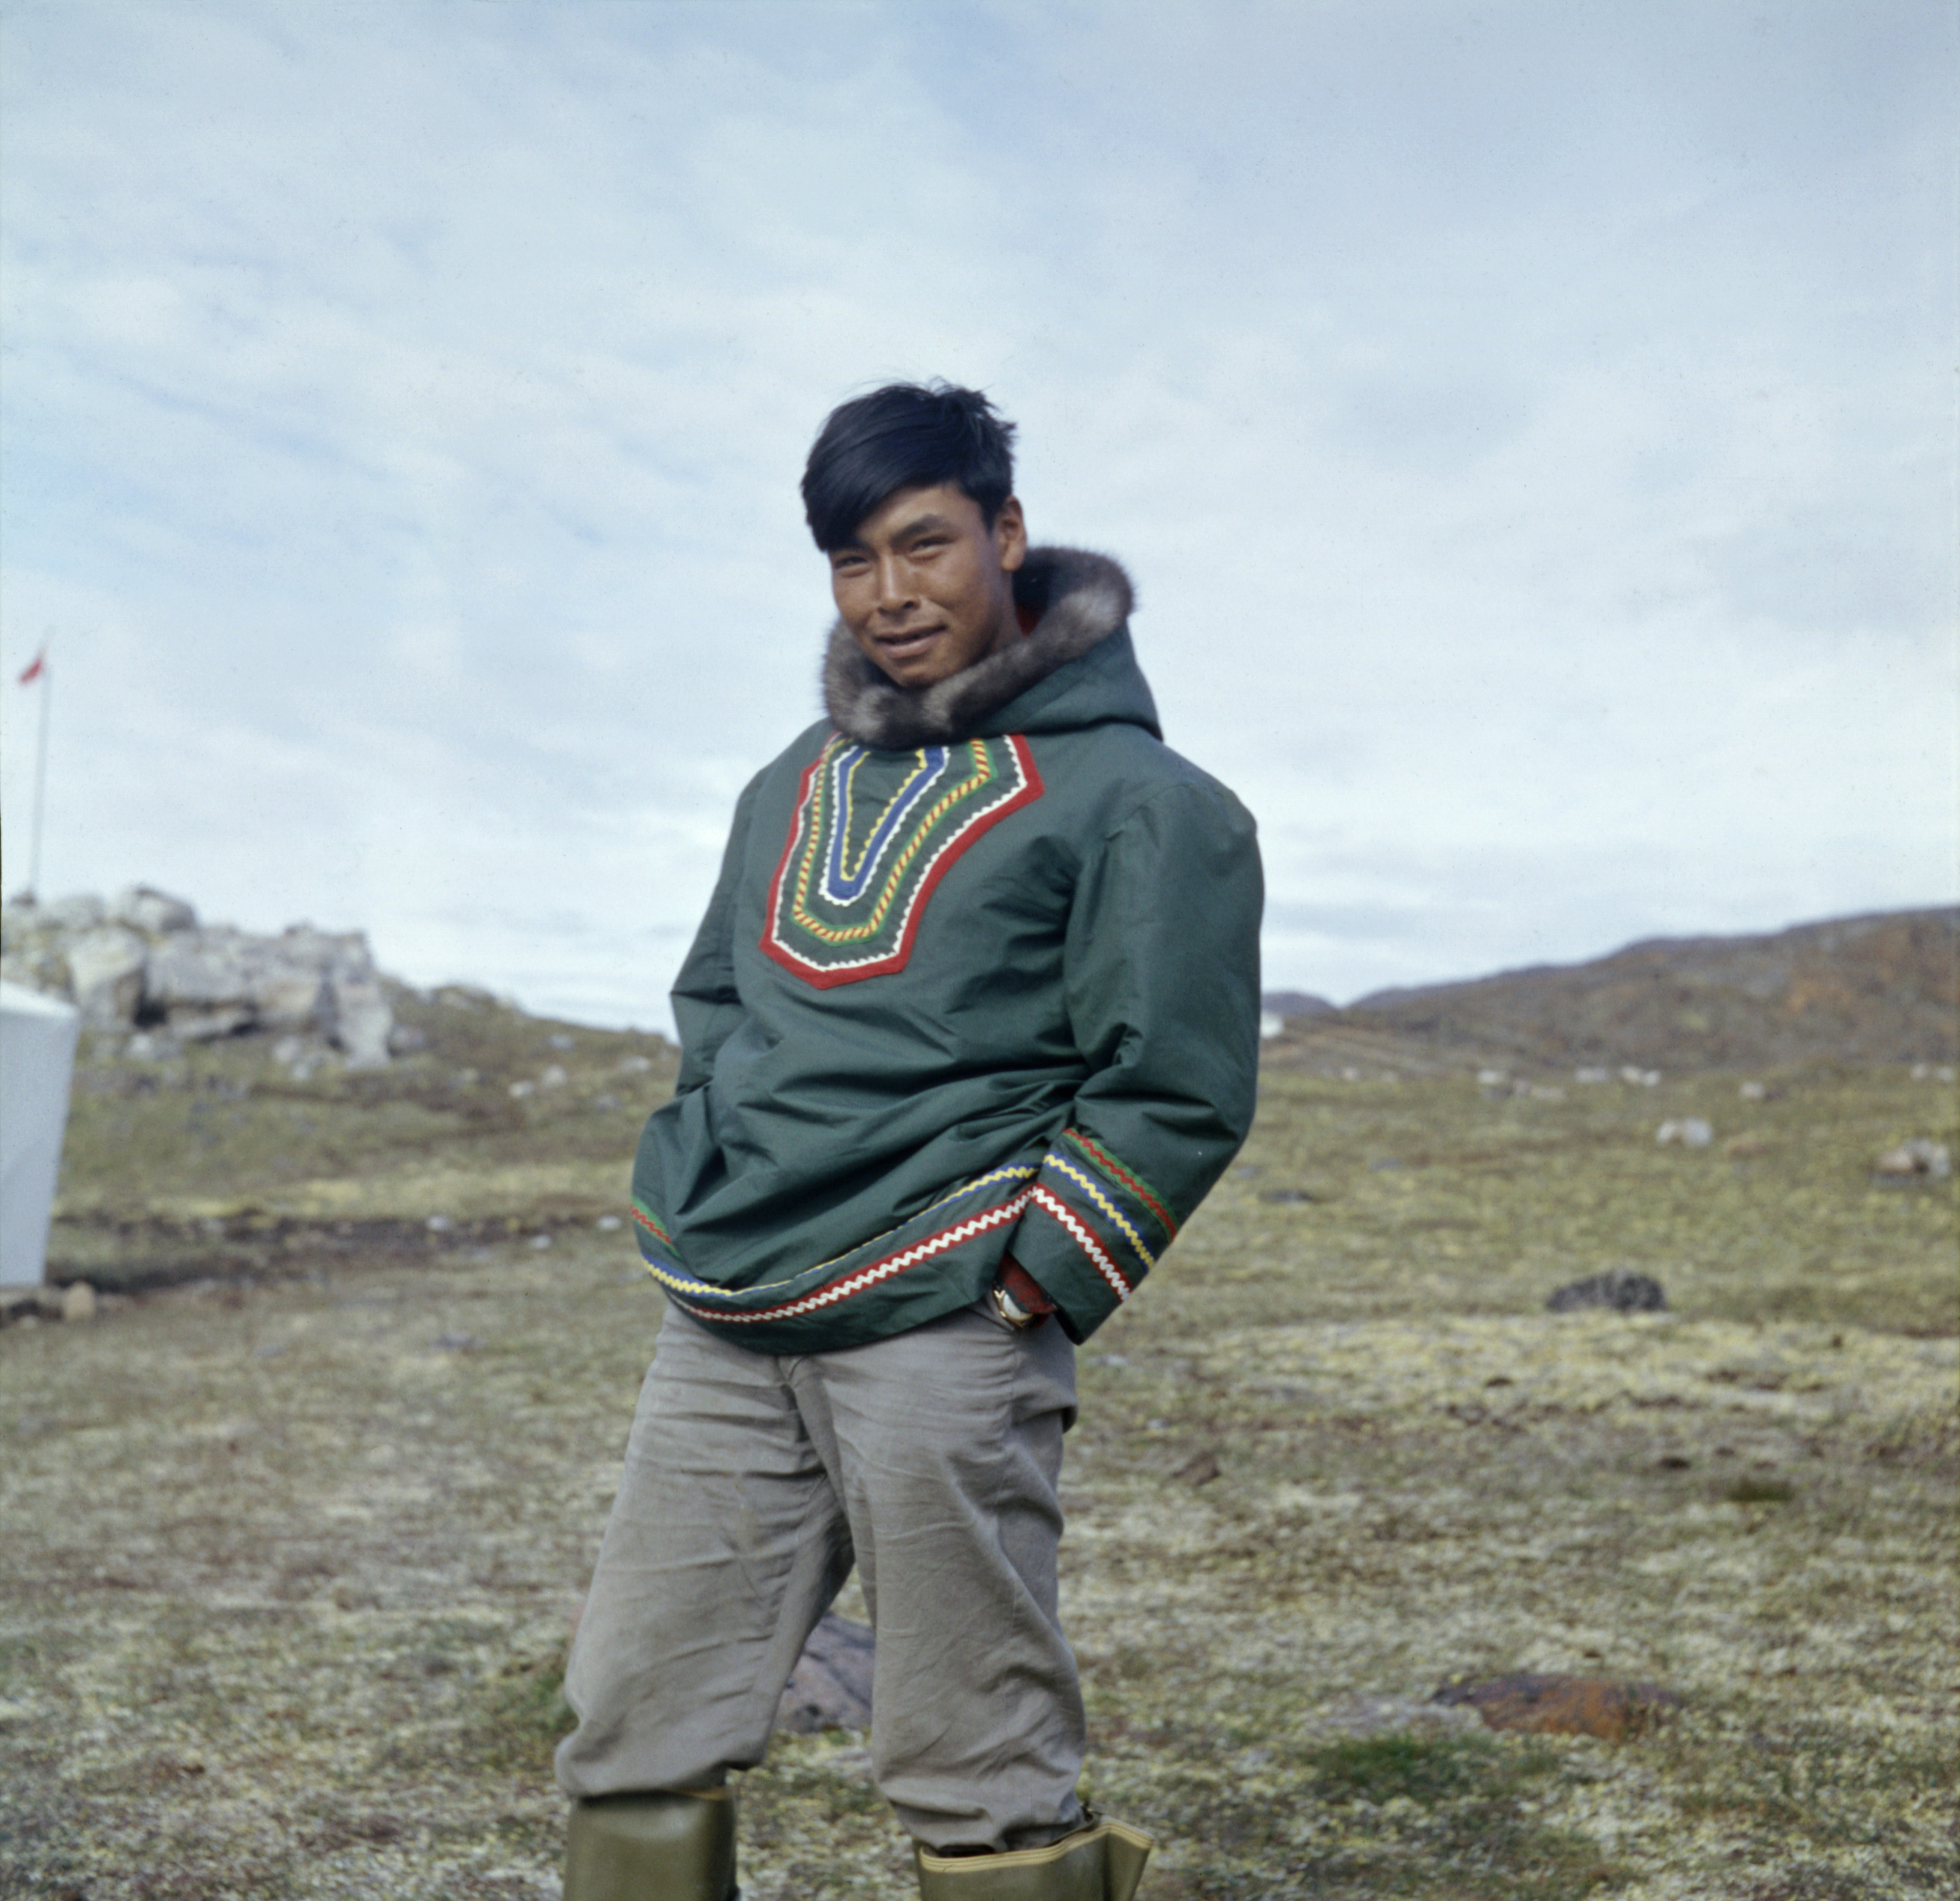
[2,0,1953,1029]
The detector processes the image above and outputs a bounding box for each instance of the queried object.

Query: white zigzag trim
[1028,1185,1133,1300]
[1043,1154,1158,1271]
[768,739,1032,974]
[678,1190,1034,1326]
[819,743,953,903]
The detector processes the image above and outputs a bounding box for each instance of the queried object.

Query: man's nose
[873,555,918,613]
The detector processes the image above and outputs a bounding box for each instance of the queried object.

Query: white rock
[111,885,197,933]
[1574,1067,1611,1084]
[1258,1011,1285,1040]
[1656,1119,1713,1148]
[60,1281,97,1323]
[174,1006,255,1042]
[539,1064,569,1089]
[255,967,330,1033]
[1739,1080,1768,1100]
[65,927,147,1027]
[145,931,256,1009]
[43,893,105,931]
[1876,1139,1952,1179]
[327,974,392,1067]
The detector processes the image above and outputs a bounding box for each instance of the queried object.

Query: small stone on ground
[777,1612,875,1734]
[1546,1267,1666,1313]
[1432,1672,1683,1741]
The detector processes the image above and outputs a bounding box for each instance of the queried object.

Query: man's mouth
[875,626,944,659]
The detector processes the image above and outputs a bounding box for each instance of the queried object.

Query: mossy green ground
[3,1039,1954,1898]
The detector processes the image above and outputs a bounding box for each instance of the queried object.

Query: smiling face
[829,483,1028,689]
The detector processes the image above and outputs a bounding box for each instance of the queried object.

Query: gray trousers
[555,1298,1087,1854]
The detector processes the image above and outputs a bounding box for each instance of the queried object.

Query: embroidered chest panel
[762,732,1044,987]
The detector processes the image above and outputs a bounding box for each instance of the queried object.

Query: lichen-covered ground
[3,1059,1954,1898]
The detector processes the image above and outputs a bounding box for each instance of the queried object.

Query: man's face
[829,484,1027,690]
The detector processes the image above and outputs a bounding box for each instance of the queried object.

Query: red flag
[17,648,45,686]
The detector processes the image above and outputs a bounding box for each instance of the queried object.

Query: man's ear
[993,496,1028,573]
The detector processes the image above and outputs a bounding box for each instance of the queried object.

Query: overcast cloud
[2,0,1953,1027]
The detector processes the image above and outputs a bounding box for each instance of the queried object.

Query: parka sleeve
[669,773,765,1097]
[1006,777,1263,1341]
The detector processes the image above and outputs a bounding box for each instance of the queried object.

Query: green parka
[631,546,1262,1352]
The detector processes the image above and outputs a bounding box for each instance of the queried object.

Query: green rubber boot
[914,1817,1155,1900]
[563,1788,739,1901]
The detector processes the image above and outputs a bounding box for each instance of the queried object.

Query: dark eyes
[832,534,946,577]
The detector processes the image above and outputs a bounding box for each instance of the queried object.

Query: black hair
[801,381,1017,552]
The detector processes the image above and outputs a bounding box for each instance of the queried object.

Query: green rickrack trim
[1064,1129,1179,1238]
[631,1202,675,1248]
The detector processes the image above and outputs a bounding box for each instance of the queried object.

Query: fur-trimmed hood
[822,546,1137,749]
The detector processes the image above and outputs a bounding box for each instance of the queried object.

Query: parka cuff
[1009,1129,1179,1342]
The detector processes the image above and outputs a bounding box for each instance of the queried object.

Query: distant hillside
[1265,907,1957,1075]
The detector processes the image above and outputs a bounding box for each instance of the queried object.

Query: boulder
[0,888,397,1059]
[43,893,106,931]
[145,931,260,1012]
[254,967,330,1033]
[172,1005,256,1043]
[776,1613,875,1734]
[1874,1139,1951,1181]
[111,885,197,934]
[1547,1267,1666,1314]
[328,974,392,1066]
[65,927,147,1028]
[1655,1118,1713,1148]
[1432,1672,1682,1741]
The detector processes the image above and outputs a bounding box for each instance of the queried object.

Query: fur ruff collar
[822,546,1134,749]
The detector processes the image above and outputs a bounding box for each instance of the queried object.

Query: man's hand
[993,1255,1059,1329]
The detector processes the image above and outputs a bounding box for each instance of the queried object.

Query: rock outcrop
[0,886,394,1065]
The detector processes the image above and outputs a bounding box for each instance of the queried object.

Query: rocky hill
[2,886,395,1064]
[1264,907,1958,1077]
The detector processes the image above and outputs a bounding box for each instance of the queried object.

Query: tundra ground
[3,1025,1954,1899]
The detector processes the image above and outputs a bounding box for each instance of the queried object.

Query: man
[557,382,1261,1900]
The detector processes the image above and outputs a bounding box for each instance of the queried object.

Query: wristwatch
[991,1281,1039,1329]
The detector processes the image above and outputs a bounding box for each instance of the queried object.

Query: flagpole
[29,651,50,901]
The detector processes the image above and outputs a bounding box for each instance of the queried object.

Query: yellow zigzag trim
[1027,1184,1132,1299]
[788,739,997,944]
[831,747,936,885]
[637,1165,1040,1307]
[1043,1154,1158,1270]
[675,1192,1034,1324]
